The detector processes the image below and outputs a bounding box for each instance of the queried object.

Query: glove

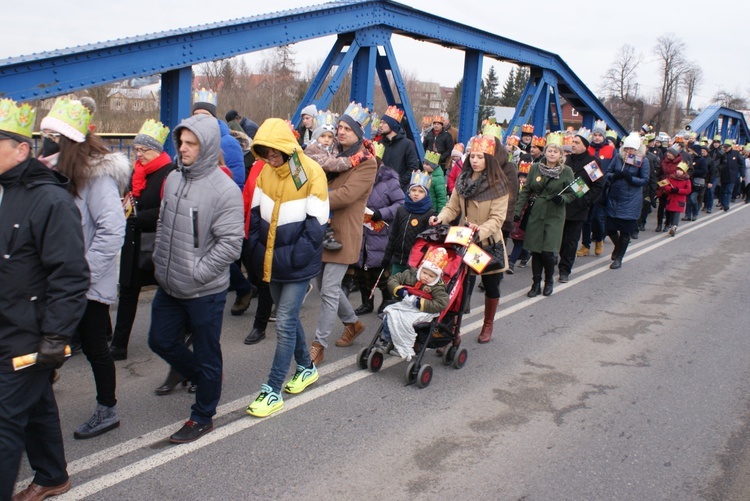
[36,334,70,369]
[370,209,382,222]
[513,214,521,222]
[671,187,679,194]
[622,171,633,183]
[380,259,390,271]
[395,288,407,299]
[651,198,658,208]
[613,171,624,180]
[551,195,564,205]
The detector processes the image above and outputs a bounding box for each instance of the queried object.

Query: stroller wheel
[405,361,417,385]
[416,364,433,389]
[452,348,468,369]
[356,347,370,370]
[367,350,384,373]
[442,345,456,365]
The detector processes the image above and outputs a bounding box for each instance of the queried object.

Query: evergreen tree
[446,79,462,126]
[513,67,530,104]
[499,67,516,106]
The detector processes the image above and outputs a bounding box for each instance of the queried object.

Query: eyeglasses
[133,147,151,154]
[40,130,61,142]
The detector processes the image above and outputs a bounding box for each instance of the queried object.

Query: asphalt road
[15,202,750,500]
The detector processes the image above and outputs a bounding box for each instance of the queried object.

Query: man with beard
[379,105,420,191]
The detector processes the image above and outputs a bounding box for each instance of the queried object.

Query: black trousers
[0,368,68,499]
[112,267,156,351]
[79,300,117,407]
[559,219,584,276]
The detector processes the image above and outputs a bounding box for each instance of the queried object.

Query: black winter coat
[383,206,435,267]
[0,158,90,372]
[564,152,605,221]
[423,129,454,170]
[719,150,743,184]
[382,129,420,191]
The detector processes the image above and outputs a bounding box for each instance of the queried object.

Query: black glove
[622,171,633,183]
[551,195,565,205]
[513,214,521,222]
[380,259,390,270]
[370,209,382,222]
[395,288,407,298]
[36,334,70,369]
[613,171,624,180]
[671,186,679,194]
[651,198,658,208]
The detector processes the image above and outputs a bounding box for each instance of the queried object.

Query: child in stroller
[381,247,450,360]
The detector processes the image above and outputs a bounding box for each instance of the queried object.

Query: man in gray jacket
[148,114,244,444]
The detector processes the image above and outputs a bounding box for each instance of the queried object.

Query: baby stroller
[356,225,471,388]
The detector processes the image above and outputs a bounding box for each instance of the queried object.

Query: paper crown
[641,123,653,133]
[699,136,708,142]
[545,132,564,148]
[505,135,520,147]
[424,150,441,166]
[518,161,531,174]
[370,115,380,131]
[342,102,371,129]
[562,135,574,146]
[576,127,592,142]
[482,123,503,140]
[422,246,450,272]
[422,116,432,127]
[645,133,656,141]
[431,114,445,124]
[521,124,534,134]
[593,120,608,133]
[452,142,464,154]
[373,141,385,159]
[470,135,496,156]
[605,129,618,140]
[193,88,217,106]
[41,98,92,143]
[137,119,169,145]
[531,136,546,148]
[674,135,684,144]
[316,110,337,128]
[723,138,734,146]
[713,134,722,141]
[0,98,36,139]
[676,161,689,172]
[409,170,432,190]
[384,105,404,123]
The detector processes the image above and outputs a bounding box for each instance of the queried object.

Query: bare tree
[600,44,642,103]
[653,34,689,131]
[712,90,748,109]
[198,60,226,91]
[681,64,703,114]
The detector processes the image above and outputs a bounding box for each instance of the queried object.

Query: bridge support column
[160,67,192,156]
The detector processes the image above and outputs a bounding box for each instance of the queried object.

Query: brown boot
[309,341,325,365]
[477,297,499,343]
[335,320,365,347]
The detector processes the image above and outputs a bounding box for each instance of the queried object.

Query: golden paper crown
[713,134,722,141]
[193,88,217,106]
[519,161,532,174]
[545,132,564,148]
[723,138,734,146]
[453,142,464,154]
[384,105,404,123]
[531,136,546,148]
[409,170,432,190]
[505,135,520,147]
[676,161,689,172]
[605,130,618,140]
[482,123,503,140]
[423,246,450,271]
[373,141,385,159]
[0,98,36,139]
[342,102,371,129]
[562,135,574,146]
[431,114,445,124]
[521,124,534,134]
[316,110,337,127]
[645,132,656,141]
[470,136,496,156]
[422,116,432,127]
[674,135,684,144]
[370,115,380,131]
[137,119,169,145]
[41,98,92,142]
[424,150,441,166]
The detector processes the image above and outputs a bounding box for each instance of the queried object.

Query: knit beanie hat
[667,145,681,157]
[381,114,401,133]
[300,104,317,118]
[622,132,641,151]
[689,144,702,156]
[225,110,240,122]
[133,119,170,153]
[418,247,449,286]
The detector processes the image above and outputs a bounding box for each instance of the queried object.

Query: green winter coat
[514,162,575,253]
[428,166,447,214]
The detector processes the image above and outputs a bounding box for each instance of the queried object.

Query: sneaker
[268,306,277,322]
[309,341,325,365]
[246,384,284,417]
[518,259,528,268]
[594,241,604,256]
[576,245,590,257]
[74,404,120,439]
[284,364,319,394]
[230,289,256,316]
[323,237,343,250]
[505,263,515,275]
[302,282,314,305]
[558,274,569,283]
[169,419,213,443]
[335,320,365,347]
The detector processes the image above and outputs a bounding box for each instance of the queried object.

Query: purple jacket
[357,166,405,268]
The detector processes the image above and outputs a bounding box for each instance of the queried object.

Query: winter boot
[527,279,542,298]
[477,297,500,343]
[542,252,555,296]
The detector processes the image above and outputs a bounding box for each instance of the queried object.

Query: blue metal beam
[687,105,748,144]
[159,67,192,156]
[457,50,483,145]
[291,36,348,125]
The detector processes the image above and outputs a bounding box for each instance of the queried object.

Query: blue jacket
[219,119,246,190]
[605,150,650,221]
[356,166,404,269]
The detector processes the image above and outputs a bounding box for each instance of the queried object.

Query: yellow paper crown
[470,136,496,156]
[193,88,217,106]
[545,132,564,148]
[482,123,503,140]
[713,134,722,141]
[723,138,734,146]
[43,98,92,142]
[370,115,380,131]
[342,102,371,129]
[521,124,534,134]
[676,161,689,172]
[424,150,441,166]
[674,136,684,144]
[384,105,404,123]
[373,141,385,159]
[423,246,450,271]
[0,98,36,139]
[409,170,432,190]
[505,135,520,147]
[532,136,546,147]
[137,119,169,145]
[316,110,337,128]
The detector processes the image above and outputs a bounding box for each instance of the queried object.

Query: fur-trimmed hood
[89,152,131,193]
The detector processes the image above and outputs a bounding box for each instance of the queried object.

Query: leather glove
[671,186,679,194]
[513,214,521,222]
[613,171,624,180]
[395,288,407,299]
[36,334,69,369]
[370,209,382,222]
[551,195,564,205]
[651,198,658,208]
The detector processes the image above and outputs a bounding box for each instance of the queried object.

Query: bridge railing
[31,133,139,161]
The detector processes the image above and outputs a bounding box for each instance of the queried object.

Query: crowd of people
[2,92,748,499]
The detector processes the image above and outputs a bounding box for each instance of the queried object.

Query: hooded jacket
[153,114,244,299]
[0,158,90,372]
[219,119,246,190]
[381,128,420,191]
[249,118,329,282]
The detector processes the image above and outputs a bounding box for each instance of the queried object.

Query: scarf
[538,162,563,180]
[132,151,172,197]
[455,170,498,202]
[404,190,432,214]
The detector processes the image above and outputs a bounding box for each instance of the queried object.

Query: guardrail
[31,133,139,160]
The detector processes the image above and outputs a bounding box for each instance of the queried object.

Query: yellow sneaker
[283,365,318,394]
[246,384,284,418]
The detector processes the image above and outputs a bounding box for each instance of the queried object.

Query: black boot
[655,223,662,232]
[541,252,555,296]
[611,234,630,269]
[354,298,374,315]
[527,279,542,298]
[377,287,393,314]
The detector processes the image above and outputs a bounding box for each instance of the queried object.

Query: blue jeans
[148,288,227,424]
[267,280,313,394]
[721,183,735,210]
[508,239,530,265]
[705,178,719,211]
[229,262,253,297]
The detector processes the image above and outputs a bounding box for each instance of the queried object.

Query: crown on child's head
[532,136,546,147]
[0,98,36,139]
[193,88,217,106]
[384,105,404,123]
[423,246,449,272]
[482,122,503,140]
[505,135,519,147]
[470,135,496,156]
[424,150,441,166]
[545,132,564,148]
[342,102,371,129]
[518,161,531,174]
[593,120,608,133]
[316,110,337,127]
[409,170,432,191]
[521,124,534,134]
[676,161,689,172]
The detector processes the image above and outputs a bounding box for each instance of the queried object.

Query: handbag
[138,231,156,270]
[481,236,508,273]
[692,177,706,188]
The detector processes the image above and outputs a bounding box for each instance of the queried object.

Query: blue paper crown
[193,88,217,106]
[409,170,432,191]
[342,102,371,129]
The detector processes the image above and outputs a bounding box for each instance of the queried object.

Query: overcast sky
[3,0,748,111]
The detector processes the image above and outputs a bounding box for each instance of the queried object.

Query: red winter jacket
[664,175,692,213]
[242,159,266,237]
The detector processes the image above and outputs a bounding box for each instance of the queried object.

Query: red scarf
[131,151,172,197]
